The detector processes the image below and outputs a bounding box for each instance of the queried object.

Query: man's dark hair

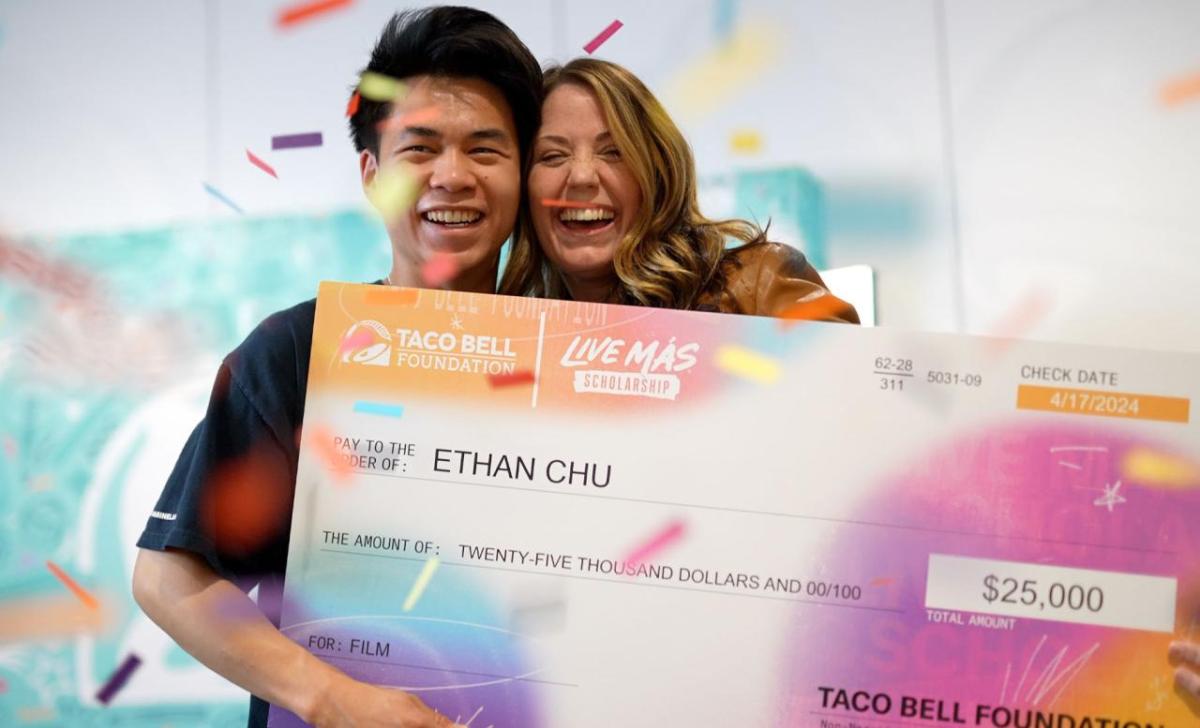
[348,6,543,158]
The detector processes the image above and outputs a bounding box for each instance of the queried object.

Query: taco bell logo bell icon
[341,320,392,367]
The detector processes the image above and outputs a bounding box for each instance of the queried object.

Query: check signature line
[357,470,1176,557]
[318,548,905,614]
[321,652,578,688]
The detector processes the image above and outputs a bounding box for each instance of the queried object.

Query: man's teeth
[559,208,615,222]
[424,210,482,224]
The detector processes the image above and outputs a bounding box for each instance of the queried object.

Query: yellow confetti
[714,345,781,384]
[368,167,419,222]
[403,557,440,612]
[358,71,406,102]
[1121,447,1200,489]
[729,129,763,154]
[663,22,782,121]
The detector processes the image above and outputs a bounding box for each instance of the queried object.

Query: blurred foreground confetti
[1121,447,1200,488]
[353,401,404,418]
[306,425,354,484]
[368,167,419,222]
[983,287,1054,355]
[714,344,780,384]
[1160,71,1200,107]
[663,21,782,120]
[583,19,623,55]
[623,519,686,570]
[277,0,353,29]
[420,252,458,287]
[199,446,294,553]
[0,593,113,643]
[95,653,141,706]
[777,294,854,327]
[403,557,440,612]
[358,71,405,102]
[487,370,535,388]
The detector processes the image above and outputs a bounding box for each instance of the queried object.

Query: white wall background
[1,0,1198,351]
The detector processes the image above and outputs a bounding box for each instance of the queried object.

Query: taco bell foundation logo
[341,320,392,367]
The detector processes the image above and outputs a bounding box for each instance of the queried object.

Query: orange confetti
[488,370,535,388]
[46,560,99,610]
[869,577,896,587]
[200,448,293,554]
[376,106,441,133]
[277,0,353,28]
[776,294,855,327]
[346,90,361,118]
[364,287,419,306]
[307,425,353,484]
[1160,72,1200,107]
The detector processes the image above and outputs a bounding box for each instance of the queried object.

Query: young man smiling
[131,8,542,727]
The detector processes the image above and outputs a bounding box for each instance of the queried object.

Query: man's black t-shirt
[137,296,318,728]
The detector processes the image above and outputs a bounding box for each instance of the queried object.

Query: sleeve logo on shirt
[149,510,177,521]
[340,320,392,367]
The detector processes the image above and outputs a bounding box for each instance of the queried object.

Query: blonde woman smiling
[501,57,858,323]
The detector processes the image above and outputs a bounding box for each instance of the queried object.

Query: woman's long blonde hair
[498,58,764,308]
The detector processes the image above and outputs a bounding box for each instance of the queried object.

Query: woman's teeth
[559,208,615,222]
[423,210,482,224]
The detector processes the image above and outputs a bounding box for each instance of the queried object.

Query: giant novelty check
[269,282,1200,727]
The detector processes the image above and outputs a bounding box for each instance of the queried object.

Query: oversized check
[268,282,1200,727]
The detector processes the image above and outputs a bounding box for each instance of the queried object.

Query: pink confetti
[245,149,278,179]
[420,253,459,287]
[336,328,375,357]
[583,19,623,54]
[622,519,686,569]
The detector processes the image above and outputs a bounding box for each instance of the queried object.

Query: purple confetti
[96,653,141,705]
[271,131,324,150]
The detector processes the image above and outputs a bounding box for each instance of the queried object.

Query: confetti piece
[623,519,686,569]
[541,198,604,209]
[95,653,141,705]
[984,288,1054,355]
[364,287,419,306]
[2,435,15,458]
[307,425,353,483]
[664,21,782,120]
[420,252,459,287]
[583,19,623,54]
[0,593,113,643]
[368,167,419,221]
[403,557,440,612]
[376,106,442,133]
[776,294,854,327]
[358,71,406,102]
[869,577,896,587]
[200,447,294,553]
[1121,447,1200,489]
[272,132,323,150]
[337,327,375,357]
[487,370,535,388]
[245,149,278,178]
[353,401,404,418]
[46,560,99,609]
[1160,71,1200,107]
[277,0,353,28]
[202,182,244,214]
[346,90,360,117]
[729,129,762,154]
[714,345,781,384]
